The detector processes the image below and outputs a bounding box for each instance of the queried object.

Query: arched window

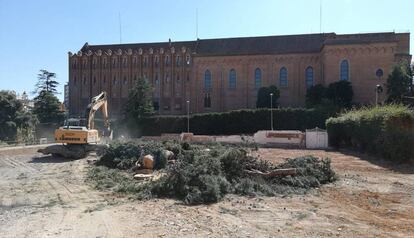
[376,68,384,79]
[305,67,314,88]
[165,73,170,82]
[103,76,106,84]
[143,57,148,67]
[279,67,288,87]
[102,58,107,69]
[154,56,159,67]
[176,55,181,66]
[73,77,77,85]
[155,73,159,85]
[93,76,96,85]
[122,57,127,68]
[340,60,349,81]
[186,55,191,66]
[204,69,212,90]
[165,55,170,66]
[254,68,262,88]
[204,93,211,108]
[229,69,236,89]
[123,77,127,85]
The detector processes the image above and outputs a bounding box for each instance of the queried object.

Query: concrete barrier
[253,130,305,147]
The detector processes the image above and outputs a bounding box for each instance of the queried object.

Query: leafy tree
[306,84,327,107]
[326,81,354,108]
[0,91,38,141]
[33,91,65,123]
[124,77,154,120]
[33,69,59,95]
[256,85,280,108]
[386,63,412,103]
[32,69,64,123]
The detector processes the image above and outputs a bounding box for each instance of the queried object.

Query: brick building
[68,32,411,117]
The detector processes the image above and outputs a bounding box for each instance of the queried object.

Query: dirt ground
[0,145,413,238]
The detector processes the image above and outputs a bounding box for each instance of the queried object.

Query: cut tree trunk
[244,168,297,177]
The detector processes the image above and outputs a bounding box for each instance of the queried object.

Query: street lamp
[375,84,383,106]
[375,69,384,106]
[186,100,190,133]
[270,93,274,131]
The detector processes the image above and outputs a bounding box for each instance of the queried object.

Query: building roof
[80,32,403,57]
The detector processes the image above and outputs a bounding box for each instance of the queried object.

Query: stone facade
[68,32,411,117]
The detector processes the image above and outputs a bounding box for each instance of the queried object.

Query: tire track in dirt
[2,156,38,173]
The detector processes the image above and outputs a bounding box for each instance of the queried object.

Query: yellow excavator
[38,91,112,158]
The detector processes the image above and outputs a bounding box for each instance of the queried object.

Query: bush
[90,141,337,204]
[97,140,181,170]
[306,82,353,109]
[306,84,327,107]
[326,81,354,108]
[116,107,335,137]
[326,104,414,162]
[256,85,280,108]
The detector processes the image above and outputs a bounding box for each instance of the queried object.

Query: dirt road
[0,146,413,238]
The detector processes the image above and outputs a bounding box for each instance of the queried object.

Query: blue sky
[0,0,413,101]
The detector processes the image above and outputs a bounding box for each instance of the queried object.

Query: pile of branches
[89,141,337,205]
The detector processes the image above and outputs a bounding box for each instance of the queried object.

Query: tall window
[176,55,181,66]
[186,55,191,66]
[279,67,288,87]
[254,68,262,88]
[165,55,170,66]
[340,60,349,81]
[122,57,127,68]
[155,73,159,85]
[143,57,148,67]
[229,69,236,89]
[102,58,107,69]
[204,93,211,108]
[305,67,314,88]
[154,56,159,67]
[204,69,212,90]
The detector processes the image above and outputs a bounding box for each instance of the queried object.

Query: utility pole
[186,100,190,133]
[270,93,274,131]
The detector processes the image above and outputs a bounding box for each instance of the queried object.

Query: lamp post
[186,100,190,133]
[375,69,384,106]
[375,84,383,106]
[270,93,274,131]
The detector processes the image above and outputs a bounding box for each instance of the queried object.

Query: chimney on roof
[169,38,171,47]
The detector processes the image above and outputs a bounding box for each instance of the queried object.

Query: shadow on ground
[29,155,78,164]
[336,148,414,174]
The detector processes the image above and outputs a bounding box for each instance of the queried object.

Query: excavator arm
[85,91,111,136]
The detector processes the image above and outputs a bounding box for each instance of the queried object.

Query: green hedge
[117,107,334,137]
[326,104,414,162]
